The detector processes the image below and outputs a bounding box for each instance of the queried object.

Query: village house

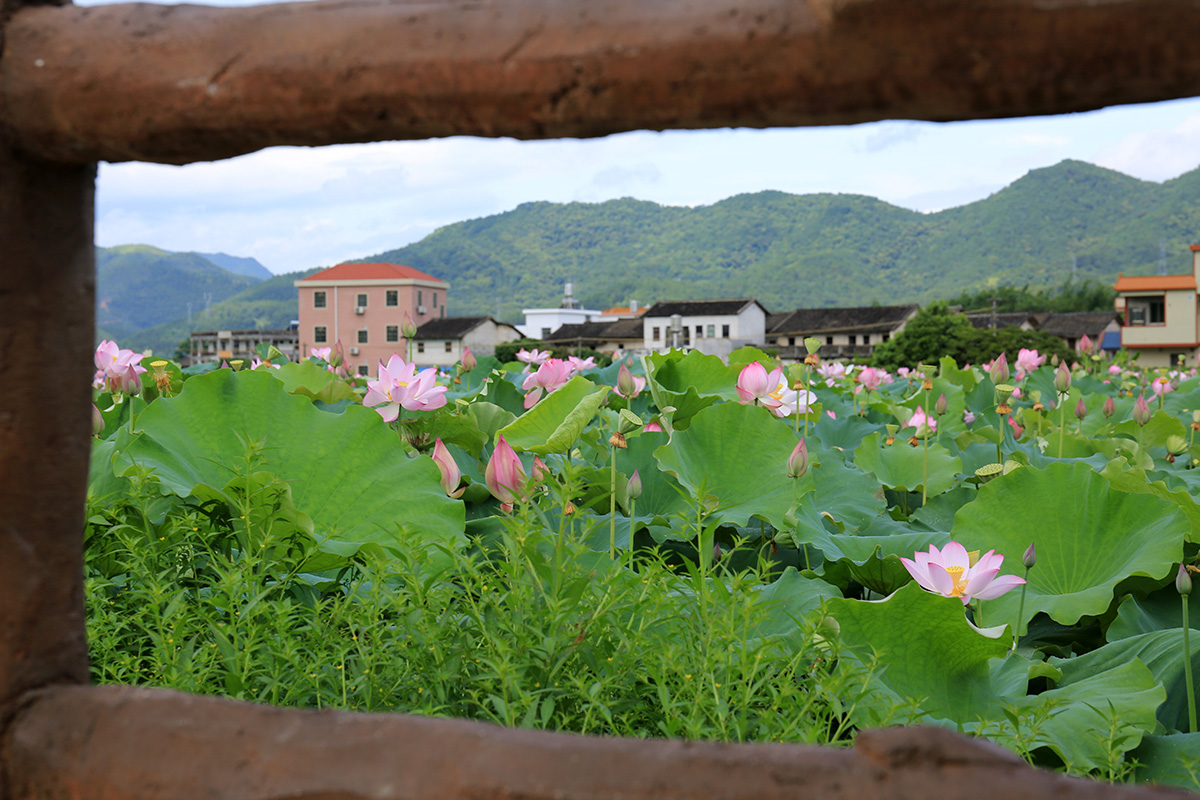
[767,304,919,360]
[1113,245,1200,367]
[410,316,523,367]
[639,299,768,358]
[187,326,299,366]
[294,262,450,375]
[541,317,647,356]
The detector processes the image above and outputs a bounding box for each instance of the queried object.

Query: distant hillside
[191,251,273,280]
[124,268,320,357]
[365,159,1200,321]
[96,245,260,340]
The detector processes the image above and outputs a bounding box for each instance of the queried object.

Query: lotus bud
[1074,398,1087,421]
[431,438,465,498]
[531,456,550,484]
[402,311,418,339]
[1050,354,1060,367]
[935,393,948,417]
[989,353,1010,385]
[485,435,527,506]
[627,469,643,500]
[330,341,346,368]
[92,403,105,436]
[713,544,723,563]
[1179,563,1193,596]
[804,337,822,355]
[1103,396,1116,418]
[616,361,644,399]
[1008,416,1024,439]
[1054,362,1072,394]
[644,420,664,433]
[786,438,809,478]
[1022,543,1037,570]
[461,347,477,371]
[1133,394,1151,426]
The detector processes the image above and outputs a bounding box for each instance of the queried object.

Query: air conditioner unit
[349,346,360,355]
[355,306,365,315]
[417,305,428,315]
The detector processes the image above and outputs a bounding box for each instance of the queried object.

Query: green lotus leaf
[746,567,841,647]
[969,659,1164,772]
[1109,584,1200,642]
[826,582,1011,726]
[1051,630,1198,732]
[655,402,807,529]
[269,359,360,404]
[853,432,962,496]
[113,369,465,560]
[1100,458,1200,543]
[954,462,1187,630]
[613,430,689,522]
[1132,733,1200,792]
[648,349,741,400]
[822,528,952,596]
[498,376,610,454]
[1113,410,1188,449]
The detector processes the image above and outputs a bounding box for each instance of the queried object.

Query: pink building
[294,262,450,375]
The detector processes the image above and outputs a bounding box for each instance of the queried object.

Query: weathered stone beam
[4,684,1191,800]
[4,0,1200,165]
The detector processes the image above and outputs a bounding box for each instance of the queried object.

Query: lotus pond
[86,342,1200,790]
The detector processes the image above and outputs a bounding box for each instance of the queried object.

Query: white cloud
[1095,112,1200,182]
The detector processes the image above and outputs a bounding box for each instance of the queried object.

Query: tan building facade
[1114,246,1200,368]
[294,262,450,375]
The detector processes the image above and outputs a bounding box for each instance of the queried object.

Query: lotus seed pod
[1167,435,1188,456]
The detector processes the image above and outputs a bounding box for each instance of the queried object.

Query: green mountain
[365,159,1199,321]
[103,158,1200,355]
[190,251,273,280]
[96,245,262,341]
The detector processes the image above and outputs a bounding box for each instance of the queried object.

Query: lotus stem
[1186,592,1197,733]
[628,496,636,558]
[1058,400,1066,459]
[609,447,617,559]
[1013,571,1030,652]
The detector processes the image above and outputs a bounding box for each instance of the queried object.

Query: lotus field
[88,339,1200,790]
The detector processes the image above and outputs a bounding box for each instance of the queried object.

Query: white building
[640,299,769,358]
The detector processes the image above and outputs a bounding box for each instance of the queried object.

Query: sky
[80,1,1200,276]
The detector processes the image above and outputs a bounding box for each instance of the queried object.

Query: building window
[848,335,857,346]
[386,290,398,306]
[1173,352,1188,367]
[652,326,661,341]
[441,307,446,318]
[883,333,890,342]
[1127,296,1165,325]
[826,335,834,345]
[863,334,870,345]
[417,342,425,353]
[357,365,369,376]
[313,291,326,308]
[444,341,453,353]
[357,329,368,344]
[695,325,703,337]
[433,292,438,308]
[706,324,715,338]
[541,327,552,338]
[314,326,327,343]
[356,293,368,308]
[721,324,730,338]
[387,325,399,342]
[418,290,423,306]
[788,337,796,346]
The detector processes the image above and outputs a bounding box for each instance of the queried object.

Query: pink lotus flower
[1008,416,1024,439]
[615,361,646,399]
[568,355,597,372]
[817,362,848,386]
[430,438,465,498]
[1108,364,1123,376]
[1152,375,1174,398]
[906,406,937,435]
[643,420,664,433]
[309,346,332,360]
[362,354,448,421]
[736,362,780,405]
[522,358,576,408]
[901,541,1026,605]
[963,410,977,425]
[856,366,889,393]
[1015,348,1044,378]
[485,435,527,507]
[516,347,550,367]
[94,339,147,393]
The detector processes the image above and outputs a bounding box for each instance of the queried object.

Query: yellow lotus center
[944,565,968,597]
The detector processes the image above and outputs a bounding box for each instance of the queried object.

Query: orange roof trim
[1113,274,1197,292]
[600,306,647,316]
[300,262,444,283]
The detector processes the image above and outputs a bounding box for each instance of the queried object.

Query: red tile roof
[299,262,443,283]
[1113,273,1196,292]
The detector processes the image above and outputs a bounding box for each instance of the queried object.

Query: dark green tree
[872,302,976,370]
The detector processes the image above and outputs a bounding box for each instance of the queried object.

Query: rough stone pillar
[0,141,95,749]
